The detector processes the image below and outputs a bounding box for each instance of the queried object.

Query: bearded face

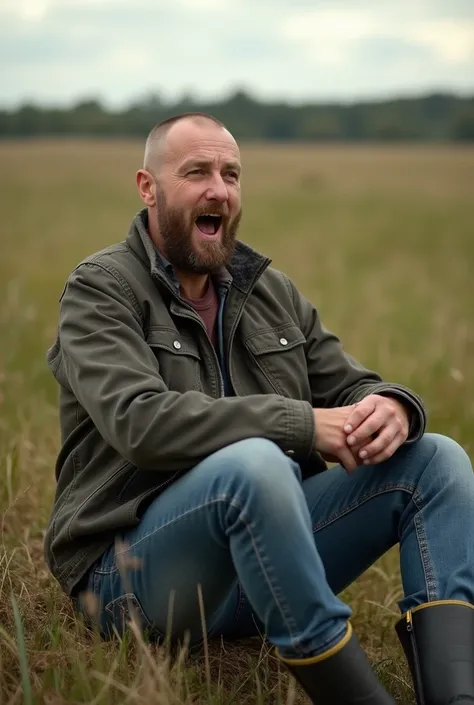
[155,185,241,274]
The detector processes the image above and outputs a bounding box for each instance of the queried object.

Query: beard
[155,186,241,275]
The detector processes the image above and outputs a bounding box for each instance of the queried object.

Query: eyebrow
[181,158,241,174]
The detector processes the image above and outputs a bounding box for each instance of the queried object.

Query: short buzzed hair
[143,112,226,172]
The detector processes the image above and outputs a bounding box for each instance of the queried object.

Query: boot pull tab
[406,610,413,632]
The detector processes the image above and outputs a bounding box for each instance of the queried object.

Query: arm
[58,263,315,471]
[288,278,426,443]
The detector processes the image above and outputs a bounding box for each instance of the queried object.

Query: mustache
[192,206,230,219]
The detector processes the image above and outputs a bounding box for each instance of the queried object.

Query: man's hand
[343,394,410,466]
[313,405,363,472]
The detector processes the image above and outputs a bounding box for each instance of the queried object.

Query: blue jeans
[80,433,474,659]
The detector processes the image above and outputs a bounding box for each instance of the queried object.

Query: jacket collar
[126,209,271,294]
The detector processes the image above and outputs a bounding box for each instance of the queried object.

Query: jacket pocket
[146,327,202,392]
[66,460,134,541]
[244,324,308,397]
[117,467,182,521]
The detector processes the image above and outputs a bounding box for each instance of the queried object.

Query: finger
[346,409,386,447]
[349,439,368,456]
[344,397,377,434]
[362,432,404,465]
[339,447,358,474]
[356,426,396,460]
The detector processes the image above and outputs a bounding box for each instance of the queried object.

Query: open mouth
[195,214,223,236]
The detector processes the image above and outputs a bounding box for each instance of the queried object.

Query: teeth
[200,214,221,218]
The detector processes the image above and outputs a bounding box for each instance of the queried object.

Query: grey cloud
[0,0,473,106]
[354,36,436,66]
[0,29,105,65]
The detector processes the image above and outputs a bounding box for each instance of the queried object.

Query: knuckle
[368,421,379,435]
[372,440,383,454]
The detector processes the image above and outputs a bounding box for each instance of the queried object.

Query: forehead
[163,120,240,168]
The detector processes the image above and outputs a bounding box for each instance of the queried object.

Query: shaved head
[136,111,242,286]
[143,112,227,174]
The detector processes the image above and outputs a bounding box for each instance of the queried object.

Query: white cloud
[0,0,473,106]
[19,0,49,20]
[283,7,474,68]
[408,19,474,63]
[283,9,382,65]
[103,46,150,73]
[285,9,380,43]
[177,0,231,10]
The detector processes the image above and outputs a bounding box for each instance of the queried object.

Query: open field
[0,140,473,704]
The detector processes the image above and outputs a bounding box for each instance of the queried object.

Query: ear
[136,169,156,207]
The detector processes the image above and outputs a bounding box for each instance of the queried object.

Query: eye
[225,171,240,182]
[187,168,205,176]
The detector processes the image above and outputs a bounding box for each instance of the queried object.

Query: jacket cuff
[283,398,315,458]
[362,383,427,443]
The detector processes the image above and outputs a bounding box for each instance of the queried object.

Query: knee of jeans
[223,438,301,494]
[417,433,473,488]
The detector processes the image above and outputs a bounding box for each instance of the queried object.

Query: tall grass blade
[10,594,33,705]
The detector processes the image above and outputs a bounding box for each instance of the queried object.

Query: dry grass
[0,140,473,703]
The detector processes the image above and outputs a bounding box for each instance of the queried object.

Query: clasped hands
[314,394,410,473]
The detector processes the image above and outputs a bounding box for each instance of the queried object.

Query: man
[45,113,474,705]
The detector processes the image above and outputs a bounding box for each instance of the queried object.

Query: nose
[205,173,229,203]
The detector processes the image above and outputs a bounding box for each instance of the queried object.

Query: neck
[176,270,210,300]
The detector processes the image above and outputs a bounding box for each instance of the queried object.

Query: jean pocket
[104,592,161,641]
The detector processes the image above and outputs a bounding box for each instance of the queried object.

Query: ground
[0,140,473,703]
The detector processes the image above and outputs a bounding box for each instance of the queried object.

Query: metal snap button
[173,340,182,350]
[279,337,288,346]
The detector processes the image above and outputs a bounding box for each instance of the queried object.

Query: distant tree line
[1,90,474,141]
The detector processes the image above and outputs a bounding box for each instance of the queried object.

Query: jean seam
[238,509,302,651]
[115,496,236,556]
[411,489,437,600]
[114,492,303,652]
[233,582,247,625]
[311,482,417,532]
[94,565,119,575]
[406,438,446,602]
[316,624,348,655]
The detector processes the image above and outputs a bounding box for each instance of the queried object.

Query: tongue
[196,218,216,235]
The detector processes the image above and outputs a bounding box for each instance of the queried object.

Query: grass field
[0,140,473,704]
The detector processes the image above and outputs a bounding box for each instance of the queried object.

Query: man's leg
[301,433,474,609]
[222,433,474,703]
[83,437,350,656]
[295,432,474,705]
[226,432,474,636]
[81,437,398,703]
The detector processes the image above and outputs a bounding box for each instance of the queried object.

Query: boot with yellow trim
[277,622,396,704]
[395,600,474,705]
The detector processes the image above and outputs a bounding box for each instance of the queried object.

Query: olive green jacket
[45,210,426,595]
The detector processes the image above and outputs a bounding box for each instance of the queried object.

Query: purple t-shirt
[183,277,219,347]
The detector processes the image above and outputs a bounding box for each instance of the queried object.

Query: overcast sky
[1,0,473,108]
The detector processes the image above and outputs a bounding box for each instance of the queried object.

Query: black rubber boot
[277,622,396,704]
[395,600,474,705]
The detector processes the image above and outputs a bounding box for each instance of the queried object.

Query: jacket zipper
[405,610,425,705]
